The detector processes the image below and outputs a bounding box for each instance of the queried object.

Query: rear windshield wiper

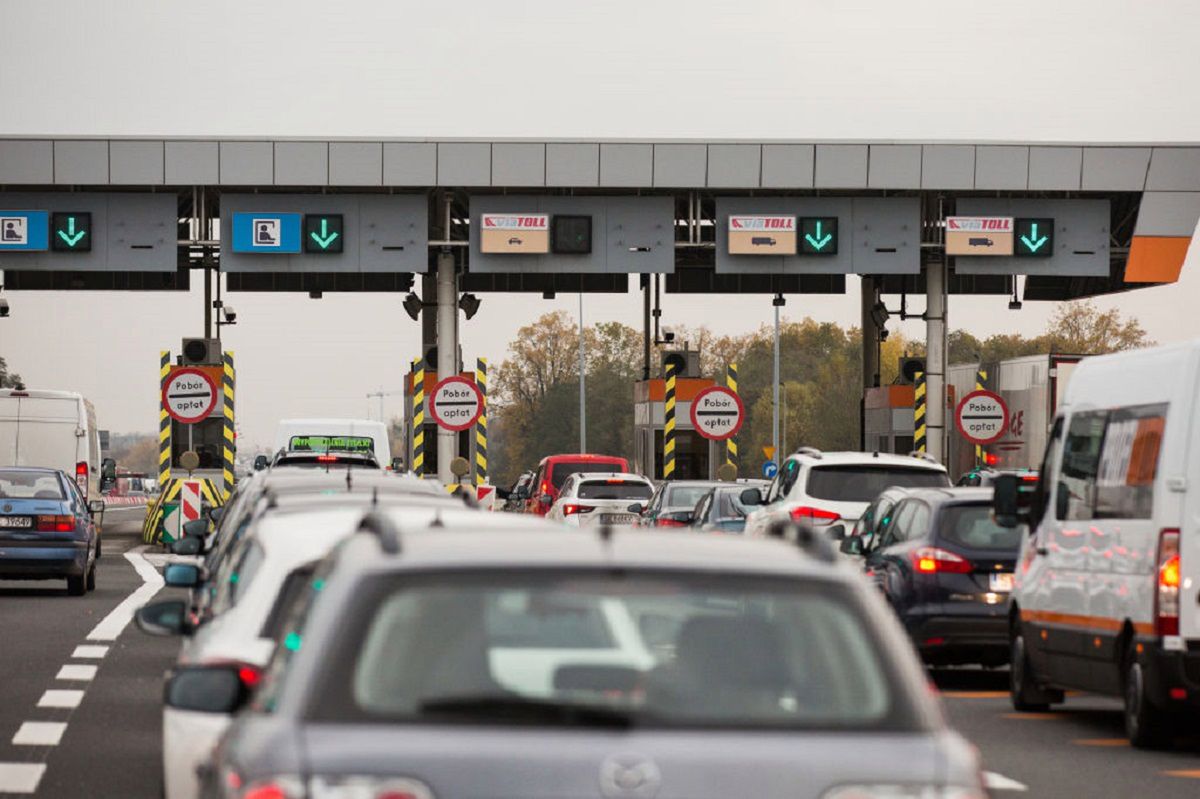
[419,695,636,728]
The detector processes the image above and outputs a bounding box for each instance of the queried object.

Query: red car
[525,453,629,516]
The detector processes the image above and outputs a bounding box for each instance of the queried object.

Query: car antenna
[371,486,379,507]
[429,507,445,528]
[346,464,353,491]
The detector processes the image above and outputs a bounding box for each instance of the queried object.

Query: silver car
[192,518,984,799]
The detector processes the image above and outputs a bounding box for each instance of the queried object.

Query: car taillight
[236,776,304,799]
[912,546,972,574]
[309,775,435,799]
[238,664,264,689]
[75,461,88,498]
[37,515,75,532]
[316,454,338,463]
[1155,528,1181,636]
[657,519,688,527]
[788,506,840,526]
[562,504,594,516]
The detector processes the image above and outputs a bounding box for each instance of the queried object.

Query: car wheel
[86,561,96,592]
[1124,646,1174,749]
[1010,627,1061,712]
[66,574,86,596]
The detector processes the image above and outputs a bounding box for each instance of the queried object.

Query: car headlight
[822,786,985,799]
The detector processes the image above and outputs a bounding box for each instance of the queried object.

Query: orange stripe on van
[1021,609,1154,636]
[1124,236,1190,283]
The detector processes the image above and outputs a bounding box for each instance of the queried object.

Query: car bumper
[0,542,89,578]
[163,707,231,799]
[903,604,1010,661]
[1142,643,1200,712]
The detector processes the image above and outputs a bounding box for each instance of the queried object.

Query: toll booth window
[171,418,226,471]
[1058,411,1107,521]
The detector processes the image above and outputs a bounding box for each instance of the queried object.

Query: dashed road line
[55,664,98,682]
[0,762,47,794]
[984,771,1029,792]
[87,547,163,642]
[37,689,84,709]
[12,722,67,747]
[71,645,109,659]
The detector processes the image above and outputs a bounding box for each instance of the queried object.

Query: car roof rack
[796,447,823,459]
[907,451,940,464]
[357,510,401,555]
[764,518,836,563]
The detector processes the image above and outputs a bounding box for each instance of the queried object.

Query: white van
[0,389,103,501]
[996,341,1200,748]
[272,418,392,467]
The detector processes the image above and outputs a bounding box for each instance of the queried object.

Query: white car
[545,472,654,527]
[741,449,951,538]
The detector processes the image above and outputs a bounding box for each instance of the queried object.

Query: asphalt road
[2,520,1198,797]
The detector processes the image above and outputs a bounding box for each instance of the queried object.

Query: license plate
[989,572,1014,592]
[0,516,32,529]
[600,514,636,524]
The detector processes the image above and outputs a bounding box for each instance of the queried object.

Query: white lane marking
[12,722,67,746]
[55,664,97,682]
[985,771,1029,792]
[37,690,84,709]
[71,645,109,659]
[86,546,163,642]
[0,763,46,793]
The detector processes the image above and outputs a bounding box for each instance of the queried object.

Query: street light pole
[578,292,586,453]
[772,295,784,462]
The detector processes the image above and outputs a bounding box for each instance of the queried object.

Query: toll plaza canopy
[0,137,1196,300]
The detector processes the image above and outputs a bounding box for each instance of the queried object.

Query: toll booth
[632,373,722,481]
[402,367,477,479]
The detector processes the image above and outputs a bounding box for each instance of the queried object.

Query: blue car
[0,467,102,595]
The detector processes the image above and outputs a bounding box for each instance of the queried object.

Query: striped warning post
[411,358,425,477]
[914,370,927,455]
[725,362,739,471]
[974,367,988,466]
[475,357,488,486]
[222,351,236,499]
[664,362,677,479]
[158,351,171,487]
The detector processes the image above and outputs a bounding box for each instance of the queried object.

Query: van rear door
[0,396,20,467]
[9,396,83,474]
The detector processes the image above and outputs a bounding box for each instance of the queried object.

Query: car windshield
[315,571,916,731]
[665,485,714,509]
[550,462,621,488]
[0,470,64,500]
[940,504,1025,551]
[806,466,948,503]
[577,480,651,500]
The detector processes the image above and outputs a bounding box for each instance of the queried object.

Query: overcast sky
[2,1,1200,449]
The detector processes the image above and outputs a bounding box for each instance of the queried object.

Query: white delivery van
[996,341,1200,748]
[272,418,391,467]
[0,389,103,501]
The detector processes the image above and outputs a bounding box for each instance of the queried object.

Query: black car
[841,487,1023,667]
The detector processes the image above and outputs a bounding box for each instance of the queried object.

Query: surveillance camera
[0,297,9,318]
[222,305,237,323]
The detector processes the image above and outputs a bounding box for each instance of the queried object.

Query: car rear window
[0,470,64,500]
[805,466,949,503]
[577,480,651,500]
[549,461,622,488]
[311,571,922,732]
[940,504,1024,551]
[665,485,713,509]
[273,454,380,469]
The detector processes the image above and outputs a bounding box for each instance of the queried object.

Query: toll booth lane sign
[955,390,1009,445]
[728,215,797,255]
[799,217,838,255]
[945,217,1014,256]
[690,386,745,441]
[1015,217,1054,258]
[481,214,550,254]
[162,367,219,424]
[0,211,49,251]
[304,214,344,253]
[51,212,92,252]
[430,376,484,431]
[231,212,302,253]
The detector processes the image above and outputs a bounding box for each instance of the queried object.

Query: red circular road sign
[430,376,484,431]
[955,389,1009,445]
[161,367,218,424]
[689,386,745,441]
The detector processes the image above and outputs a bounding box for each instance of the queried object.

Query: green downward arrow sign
[1020,223,1048,253]
[309,219,339,249]
[804,220,833,251]
[57,217,86,247]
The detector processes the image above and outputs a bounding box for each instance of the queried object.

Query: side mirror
[253,455,270,471]
[739,487,763,506]
[826,523,847,541]
[208,506,225,523]
[839,534,865,555]
[88,499,106,514]
[164,563,202,588]
[993,474,1022,528]
[135,599,191,637]
[169,536,203,556]
[390,457,405,472]
[164,665,249,714]
[182,518,208,539]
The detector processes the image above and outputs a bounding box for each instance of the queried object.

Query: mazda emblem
[600,754,661,799]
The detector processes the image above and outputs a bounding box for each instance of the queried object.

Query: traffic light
[551,215,592,254]
[50,212,91,252]
[304,214,344,253]
[899,357,925,384]
[798,217,837,255]
[1014,218,1053,258]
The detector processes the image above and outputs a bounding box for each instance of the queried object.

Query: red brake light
[984,453,999,466]
[1156,529,1181,636]
[788,506,840,526]
[562,504,593,516]
[37,515,76,532]
[911,546,972,574]
[241,782,298,799]
[316,454,338,463]
[238,665,263,688]
[1020,473,1039,483]
[75,461,88,498]
[657,518,688,528]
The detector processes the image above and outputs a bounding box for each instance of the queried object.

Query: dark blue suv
[0,467,102,595]
[841,487,1023,667]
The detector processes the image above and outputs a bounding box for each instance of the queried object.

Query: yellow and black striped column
[475,357,488,486]
[725,362,739,472]
[663,362,677,479]
[158,351,171,485]
[222,351,236,499]
[411,358,425,477]
[914,370,927,454]
[974,367,988,466]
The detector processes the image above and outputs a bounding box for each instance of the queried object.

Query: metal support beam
[420,272,437,354]
[860,276,879,450]
[925,259,948,463]
[436,250,457,483]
